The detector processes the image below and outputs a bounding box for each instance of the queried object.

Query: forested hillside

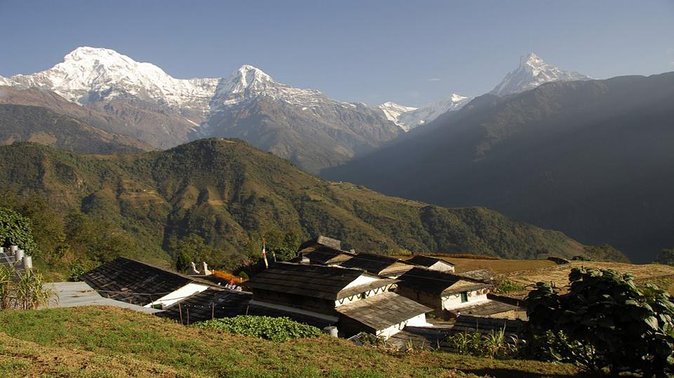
[0,139,592,275]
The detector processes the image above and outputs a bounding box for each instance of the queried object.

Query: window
[460,292,468,303]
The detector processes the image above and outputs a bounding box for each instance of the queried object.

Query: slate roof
[336,292,432,331]
[302,246,354,265]
[338,253,411,276]
[406,255,454,268]
[158,288,252,324]
[397,267,491,296]
[81,257,196,306]
[245,262,388,300]
[454,300,523,317]
[298,235,343,253]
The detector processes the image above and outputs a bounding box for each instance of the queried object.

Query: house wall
[395,286,443,313]
[442,291,489,311]
[342,274,379,290]
[145,283,209,308]
[334,284,393,307]
[376,313,430,339]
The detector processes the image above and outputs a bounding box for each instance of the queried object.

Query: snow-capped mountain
[0,46,401,172]
[210,64,336,110]
[6,47,219,121]
[378,93,470,132]
[378,102,418,125]
[491,53,589,97]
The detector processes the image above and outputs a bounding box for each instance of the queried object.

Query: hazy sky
[1,0,672,106]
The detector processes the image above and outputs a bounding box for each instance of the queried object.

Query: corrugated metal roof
[81,257,194,306]
[42,281,159,314]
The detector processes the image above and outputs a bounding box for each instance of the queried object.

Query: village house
[81,257,212,309]
[337,253,414,278]
[395,267,492,317]
[405,255,455,273]
[245,262,432,339]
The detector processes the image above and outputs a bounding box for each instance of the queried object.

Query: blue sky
[1,0,672,106]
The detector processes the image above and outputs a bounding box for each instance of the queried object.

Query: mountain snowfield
[4,47,219,122]
[490,52,590,96]
[378,94,471,132]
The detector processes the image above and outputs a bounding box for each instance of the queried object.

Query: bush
[526,267,674,376]
[447,329,521,359]
[194,316,321,342]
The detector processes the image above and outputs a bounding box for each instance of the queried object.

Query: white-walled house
[245,262,431,339]
[396,267,492,316]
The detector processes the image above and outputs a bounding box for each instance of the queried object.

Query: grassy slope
[0,306,579,377]
[0,139,588,269]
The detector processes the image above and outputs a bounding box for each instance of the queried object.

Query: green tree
[0,207,38,254]
[526,267,674,376]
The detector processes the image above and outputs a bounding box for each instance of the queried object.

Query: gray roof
[42,281,159,314]
[338,253,412,276]
[397,267,491,295]
[302,246,355,265]
[336,292,432,331]
[298,235,343,253]
[455,300,523,317]
[406,255,454,268]
[245,262,391,300]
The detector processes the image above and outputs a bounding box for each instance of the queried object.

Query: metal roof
[81,257,195,306]
[42,281,159,314]
[158,288,252,324]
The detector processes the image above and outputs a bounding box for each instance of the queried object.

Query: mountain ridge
[324,72,674,262]
[0,139,597,270]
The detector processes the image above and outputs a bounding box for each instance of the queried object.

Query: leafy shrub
[493,278,526,294]
[194,316,321,342]
[526,268,674,376]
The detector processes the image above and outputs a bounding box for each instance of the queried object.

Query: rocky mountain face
[1,47,401,172]
[325,72,674,262]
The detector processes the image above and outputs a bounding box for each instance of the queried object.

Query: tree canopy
[0,207,38,254]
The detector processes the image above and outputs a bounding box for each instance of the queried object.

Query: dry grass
[434,256,556,274]
[503,261,674,294]
[0,306,580,377]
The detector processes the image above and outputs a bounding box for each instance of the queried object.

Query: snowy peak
[378,102,418,124]
[491,52,589,97]
[379,93,470,132]
[7,46,219,117]
[210,64,329,109]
